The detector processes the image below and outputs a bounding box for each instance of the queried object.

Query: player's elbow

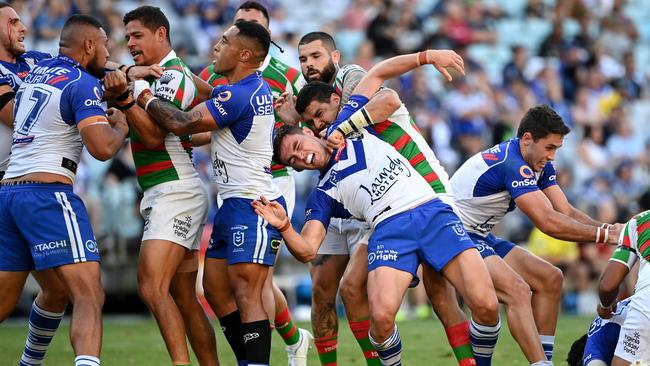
[297,250,317,263]
[378,89,401,111]
[86,145,115,161]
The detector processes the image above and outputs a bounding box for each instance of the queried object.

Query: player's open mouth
[130,51,143,59]
[307,153,315,165]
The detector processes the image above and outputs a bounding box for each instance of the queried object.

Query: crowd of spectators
[10,0,650,317]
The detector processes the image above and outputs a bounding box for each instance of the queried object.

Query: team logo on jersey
[270,239,281,254]
[85,239,98,253]
[519,165,534,179]
[233,231,245,247]
[158,73,174,85]
[216,90,232,102]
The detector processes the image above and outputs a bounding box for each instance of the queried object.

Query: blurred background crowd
[8,0,650,319]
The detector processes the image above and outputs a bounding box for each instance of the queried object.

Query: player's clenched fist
[103,70,128,96]
[326,129,345,150]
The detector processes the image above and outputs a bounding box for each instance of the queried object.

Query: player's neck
[151,47,173,65]
[0,47,16,63]
[226,65,258,84]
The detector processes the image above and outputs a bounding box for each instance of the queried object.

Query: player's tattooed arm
[339,67,366,106]
[145,97,205,135]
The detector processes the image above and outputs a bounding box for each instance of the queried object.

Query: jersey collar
[258,54,271,72]
[56,54,82,69]
[158,50,177,66]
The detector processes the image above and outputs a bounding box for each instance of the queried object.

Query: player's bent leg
[504,246,562,360]
[440,249,500,366]
[310,254,349,365]
[171,252,219,366]
[367,266,412,365]
[484,255,546,363]
[203,258,245,365]
[54,261,104,358]
[422,267,474,366]
[21,270,69,366]
[137,239,190,364]
[0,270,29,322]
[340,245,380,366]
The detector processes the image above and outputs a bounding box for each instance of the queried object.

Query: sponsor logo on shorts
[231,225,248,230]
[368,245,398,265]
[34,240,67,252]
[270,239,281,254]
[85,239,98,253]
[623,331,640,356]
[233,231,245,247]
[173,215,192,239]
[243,332,259,343]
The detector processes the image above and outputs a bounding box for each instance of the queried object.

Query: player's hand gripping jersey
[5,55,105,182]
[450,138,558,237]
[205,71,280,200]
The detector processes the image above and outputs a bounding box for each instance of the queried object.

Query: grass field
[0,315,592,365]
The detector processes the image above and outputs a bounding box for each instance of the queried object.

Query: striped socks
[275,308,300,346]
[315,334,338,365]
[540,335,554,361]
[369,325,403,366]
[74,355,100,366]
[445,321,476,366]
[349,319,381,366]
[469,318,501,366]
[20,301,64,366]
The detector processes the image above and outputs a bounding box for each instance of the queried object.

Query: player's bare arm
[192,73,213,102]
[597,261,629,319]
[252,195,327,262]
[543,185,604,226]
[0,83,15,128]
[191,132,211,147]
[120,95,167,148]
[515,190,620,244]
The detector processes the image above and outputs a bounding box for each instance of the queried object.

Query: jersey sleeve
[0,75,11,87]
[503,157,540,200]
[63,74,105,125]
[151,68,186,109]
[205,84,248,128]
[538,162,558,190]
[609,219,638,270]
[335,64,367,105]
[305,189,351,227]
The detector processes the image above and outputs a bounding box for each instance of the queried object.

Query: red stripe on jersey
[175,85,185,106]
[212,78,228,87]
[639,239,650,257]
[48,75,69,85]
[423,171,440,183]
[637,221,650,235]
[372,120,391,134]
[285,67,298,83]
[409,153,426,167]
[181,140,192,149]
[136,160,174,176]
[198,67,210,81]
[622,232,632,248]
[271,163,286,170]
[131,141,165,153]
[392,133,411,151]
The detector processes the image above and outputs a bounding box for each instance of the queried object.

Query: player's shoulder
[23,50,52,62]
[479,139,518,166]
[633,210,650,224]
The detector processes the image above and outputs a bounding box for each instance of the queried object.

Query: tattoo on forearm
[311,254,331,267]
[311,301,338,338]
[147,98,203,134]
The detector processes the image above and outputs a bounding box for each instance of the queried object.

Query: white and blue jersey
[450,138,557,257]
[306,134,475,280]
[5,55,105,182]
[583,299,631,366]
[0,51,51,176]
[0,54,104,271]
[204,71,284,266]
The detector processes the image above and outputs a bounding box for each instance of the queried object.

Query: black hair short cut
[298,31,337,51]
[517,104,571,141]
[566,333,587,366]
[237,1,270,24]
[295,81,337,114]
[60,14,103,48]
[273,125,304,165]
[123,6,171,43]
[0,2,11,10]
[234,21,270,61]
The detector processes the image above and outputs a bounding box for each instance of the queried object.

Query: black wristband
[114,99,135,110]
[115,89,130,101]
[124,65,136,81]
[118,64,127,72]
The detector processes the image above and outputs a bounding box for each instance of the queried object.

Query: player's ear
[84,37,95,56]
[330,93,340,107]
[330,49,341,64]
[156,26,167,43]
[302,126,315,137]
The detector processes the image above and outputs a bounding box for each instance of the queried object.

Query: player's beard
[314,59,337,85]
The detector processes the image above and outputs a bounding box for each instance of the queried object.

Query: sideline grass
[0,315,592,365]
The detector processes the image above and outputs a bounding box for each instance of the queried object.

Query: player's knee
[545,266,564,295]
[137,279,167,306]
[370,308,396,340]
[471,293,499,325]
[311,278,338,304]
[38,288,70,310]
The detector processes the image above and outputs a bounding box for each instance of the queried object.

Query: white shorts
[273,175,295,219]
[614,304,650,362]
[317,218,370,256]
[140,178,208,250]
